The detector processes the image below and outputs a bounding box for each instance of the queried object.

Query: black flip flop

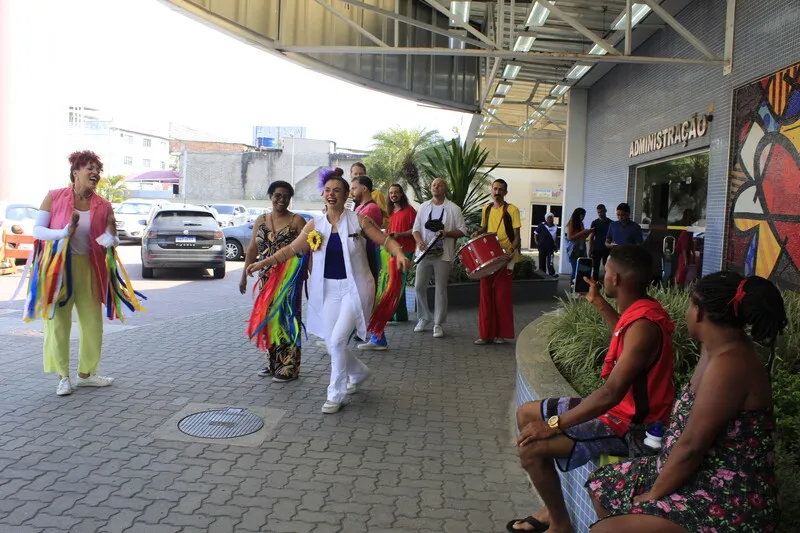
[505,516,549,532]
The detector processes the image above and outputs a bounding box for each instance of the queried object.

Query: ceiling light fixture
[513,36,536,52]
[495,83,512,96]
[551,84,570,97]
[539,97,556,110]
[588,43,608,56]
[502,64,521,80]
[488,108,497,115]
[449,1,471,25]
[566,64,591,80]
[525,1,551,27]
[612,3,651,31]
[491,96,505,106]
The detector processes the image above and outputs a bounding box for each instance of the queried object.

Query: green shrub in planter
[543,286,800,531]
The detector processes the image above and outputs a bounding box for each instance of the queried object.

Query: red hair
[68,150,103,182]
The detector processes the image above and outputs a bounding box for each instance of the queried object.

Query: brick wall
[582,0,800,275]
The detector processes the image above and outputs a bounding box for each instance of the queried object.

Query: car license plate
[175,236,196,244]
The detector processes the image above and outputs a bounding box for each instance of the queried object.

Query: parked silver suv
[140,206,225,279]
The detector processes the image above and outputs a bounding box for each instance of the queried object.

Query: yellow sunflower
[307,230,323,251]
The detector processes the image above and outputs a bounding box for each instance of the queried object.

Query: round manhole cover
[178,408,264,439]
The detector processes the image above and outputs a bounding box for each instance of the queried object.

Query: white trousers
[414,255,452,325]
[323,279,370,403]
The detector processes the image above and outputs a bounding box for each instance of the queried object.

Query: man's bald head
[431,178,447,200]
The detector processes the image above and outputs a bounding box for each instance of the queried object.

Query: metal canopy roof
[160,0,730,168]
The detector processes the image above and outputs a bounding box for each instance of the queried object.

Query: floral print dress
[587,383,780,532]
[255,217,300,379]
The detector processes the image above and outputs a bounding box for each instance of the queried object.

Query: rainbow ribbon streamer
[247,254,309,350]
[22,239,146,322]
[23,238,72,322]
[367,248,402,337]
[105,247,147,322]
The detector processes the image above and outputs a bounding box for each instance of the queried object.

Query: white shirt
[71,210,91,255]
[412,198,466,262]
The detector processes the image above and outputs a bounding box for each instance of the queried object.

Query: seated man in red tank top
[506,244,675,533]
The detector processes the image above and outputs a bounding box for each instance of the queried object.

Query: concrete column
[559,88,588,274]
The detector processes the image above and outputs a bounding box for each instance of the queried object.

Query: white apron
[305,211,375,341]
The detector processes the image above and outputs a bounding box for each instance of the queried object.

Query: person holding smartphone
[507,245,675,533]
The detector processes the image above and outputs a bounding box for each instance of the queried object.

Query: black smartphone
[573,257,593,293]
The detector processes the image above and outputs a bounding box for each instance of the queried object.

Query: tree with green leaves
[96,175,128,203]
[364,127,442,196]
[418,138,497,221]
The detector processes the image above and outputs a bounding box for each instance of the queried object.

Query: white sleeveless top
[306,210,375,341]
[71,210,91,255]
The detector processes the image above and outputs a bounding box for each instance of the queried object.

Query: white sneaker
[357,340,388,351]
[76,375,115,387]
[321,400,342,414]
[346,369,373,395]
[414,319,430,332]
[493,337,507,344]
[56,377,72,396]
[433,325,444,338]
[474,338,489,345]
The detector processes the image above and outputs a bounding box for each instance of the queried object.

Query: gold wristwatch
[547,415,562,434]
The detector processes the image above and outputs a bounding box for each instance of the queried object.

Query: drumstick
[413,233,444,265]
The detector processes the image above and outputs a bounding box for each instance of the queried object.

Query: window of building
[160,161,166,169]
[634,151,709,231]
[143,138,151,148]
[123,134,133,144]
[124,156,133,165]
[143,159,151,168]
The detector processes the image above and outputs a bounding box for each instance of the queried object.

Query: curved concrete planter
[513,314,600,533]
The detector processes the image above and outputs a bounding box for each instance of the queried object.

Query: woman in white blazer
[248,168,410,414]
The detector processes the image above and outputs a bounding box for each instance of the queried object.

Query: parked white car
[115,199,172,242]
[209,204,248,227]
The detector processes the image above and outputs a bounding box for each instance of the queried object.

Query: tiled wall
[582,0,800,275]
[514,372,598,532]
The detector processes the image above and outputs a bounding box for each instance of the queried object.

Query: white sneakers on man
[56,377,72,396]
[76,375,115,387]
[432,325,444,338]
[414,319,430,332]
[321,401,342,414]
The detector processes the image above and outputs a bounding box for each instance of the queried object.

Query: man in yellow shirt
[474,179,521,345]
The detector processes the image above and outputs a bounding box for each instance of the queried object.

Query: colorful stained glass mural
[725,62,800,288]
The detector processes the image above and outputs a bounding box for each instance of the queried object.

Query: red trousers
[478,267,515,340]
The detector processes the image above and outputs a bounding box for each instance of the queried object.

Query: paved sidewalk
[0,301,552,533]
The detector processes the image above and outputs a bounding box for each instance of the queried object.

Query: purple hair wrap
[317,168,340,191]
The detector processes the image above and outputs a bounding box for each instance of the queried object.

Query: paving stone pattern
[0,302,551,533]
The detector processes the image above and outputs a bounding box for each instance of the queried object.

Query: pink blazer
[49,187,113,303]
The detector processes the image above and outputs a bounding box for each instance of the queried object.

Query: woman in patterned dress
[587,272,785,533]
[240,181,306,382]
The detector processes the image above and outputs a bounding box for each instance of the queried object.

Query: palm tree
[97,175,128,203]
[418,138,496,221]
[364,127,442,197]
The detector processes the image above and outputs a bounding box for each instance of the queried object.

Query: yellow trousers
[43,254,104,376]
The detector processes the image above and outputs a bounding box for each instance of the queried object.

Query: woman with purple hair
[247,168,410,414]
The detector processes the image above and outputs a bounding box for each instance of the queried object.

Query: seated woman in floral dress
[587,271,784,533]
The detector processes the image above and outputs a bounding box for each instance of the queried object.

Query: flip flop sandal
[505,516,549,532]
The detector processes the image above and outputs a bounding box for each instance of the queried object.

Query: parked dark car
[141,206,226,279]
[222,210,321,260]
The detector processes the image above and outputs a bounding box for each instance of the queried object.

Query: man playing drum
[412,178,466,339]
[473,179,521,345]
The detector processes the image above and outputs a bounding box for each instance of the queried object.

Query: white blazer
[305,210,375,341]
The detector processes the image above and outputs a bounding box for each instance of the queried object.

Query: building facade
[66,107,171,178]
[565,1,800,287]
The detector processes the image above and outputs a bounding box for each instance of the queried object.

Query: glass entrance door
[634,151,709,285]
